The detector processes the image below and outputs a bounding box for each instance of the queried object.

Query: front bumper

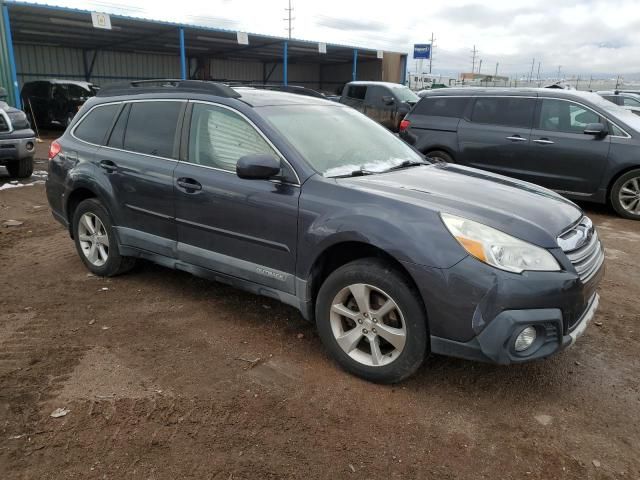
[0,135,36,162]
[402,252,604,365]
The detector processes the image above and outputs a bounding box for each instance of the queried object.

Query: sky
[29,0,640,79]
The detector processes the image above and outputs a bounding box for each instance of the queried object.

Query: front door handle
[176,177,202,192]
[506,135,528,142]
[99,160,117,173]
[533,138,555,145]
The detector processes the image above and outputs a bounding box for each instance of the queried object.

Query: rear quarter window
[346,85,367,100]
[413,97,469,118]
[74,104,119,145]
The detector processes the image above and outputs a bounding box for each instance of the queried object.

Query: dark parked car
[400,88,640,220]
[597,90,640,116]
[21,80,98,129]
[340,81,419,131]
[46,80,603,383]
[0,87,36,178]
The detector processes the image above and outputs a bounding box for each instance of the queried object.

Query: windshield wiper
[329,168,378,178]
[380,159,428,172]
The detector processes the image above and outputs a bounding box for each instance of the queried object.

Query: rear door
[406,96,469,154]
[457,96,536,176]
[526,98,611,193]
[173,101,300,293]
[95,100,185,257]
[340,84,367,115]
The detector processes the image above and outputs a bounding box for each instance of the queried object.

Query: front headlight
[441,213,560,273]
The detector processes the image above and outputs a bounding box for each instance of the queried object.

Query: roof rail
[96,79,241,98]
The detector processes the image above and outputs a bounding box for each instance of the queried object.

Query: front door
[174,102,300,294]
[525,98,611,193]
[364,86,396,129]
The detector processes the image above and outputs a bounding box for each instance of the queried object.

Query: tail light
[399,119,411,132]
[49,140,61,160]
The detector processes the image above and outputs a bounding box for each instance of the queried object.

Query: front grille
[558,216,604,283]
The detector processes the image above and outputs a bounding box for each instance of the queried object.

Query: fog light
[514,326,537,352]
[25,141,35,152]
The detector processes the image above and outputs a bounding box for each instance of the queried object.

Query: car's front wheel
[315,258,428,383]
[72,198,135,276]
[611,169,640,220]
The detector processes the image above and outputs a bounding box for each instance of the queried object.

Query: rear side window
[74,104,119,145]
[347,85,367,100]
[123,101,183,158]
[471,97,535,128]
[538,99,601,134]
[107,104,129,149]
[623,96,640,107]
[413,97,469,118]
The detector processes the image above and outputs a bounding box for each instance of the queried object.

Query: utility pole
[494,62,499,77]
[615,75,621,90]
[429,32,435,74]
[588,75,593,90]
[284,0,294,39]
[536,62,541,86]
[471,45,478,74]
[557,65,562,81]
[528,58,535,83]
[478,59,482,74]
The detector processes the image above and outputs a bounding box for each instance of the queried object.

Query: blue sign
[413,44,431,59]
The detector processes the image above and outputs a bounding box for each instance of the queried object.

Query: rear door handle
[176,177,202,192]
[533,139,555,145]
[506,135,528,142]
[99,160,117,173]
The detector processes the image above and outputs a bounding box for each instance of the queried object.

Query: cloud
[313,16,386,33]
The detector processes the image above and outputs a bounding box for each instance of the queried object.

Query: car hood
[340,163,582,248]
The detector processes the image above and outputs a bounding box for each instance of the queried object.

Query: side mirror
[584,123,607,137]
[236,154,281,180]
[382,95,395,105]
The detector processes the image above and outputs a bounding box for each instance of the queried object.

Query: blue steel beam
[2,4,20,109]
[283,41,288,86]
[352,49,358,81]
[179,27,186,80]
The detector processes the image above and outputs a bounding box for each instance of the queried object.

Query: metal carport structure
[0,0,408,108]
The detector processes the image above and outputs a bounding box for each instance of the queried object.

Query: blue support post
[2,4,21,109]
[400,54,407,85]
[283,41,288,86]
[179,27,187,80]
[352,49,358,82]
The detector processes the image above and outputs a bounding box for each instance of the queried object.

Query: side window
[187,103,278,172]
[414,97,469,117]
[347,85,367,100]
[107,104,129,149]
[538,99,600,134]
[623,96,640,107]
[471,97,535,128]
[364,86,388,107]
[123,101,183,158]
[74,104,119,145]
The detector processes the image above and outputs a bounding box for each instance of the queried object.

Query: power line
[283,0,294,39]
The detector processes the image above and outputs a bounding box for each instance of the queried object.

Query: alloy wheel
[619,177,640,214]
[78,212,110,267]
[329,283,407,367]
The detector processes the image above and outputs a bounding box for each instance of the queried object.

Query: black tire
[6,156,34,179]
[315,258,428,383]
[426,150,454,164]
[610,169,640,220]
[72,198,135,276]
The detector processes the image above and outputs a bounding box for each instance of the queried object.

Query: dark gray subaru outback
[46,80,604,383]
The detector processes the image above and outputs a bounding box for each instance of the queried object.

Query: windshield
[393,86,419,103]
[261,105,423,177]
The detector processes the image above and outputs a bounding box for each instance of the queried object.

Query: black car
[400,88,640,220]
[340,81,419,132]
[0,87,36,178]
[21,80,98,129]
[46,80,603,383]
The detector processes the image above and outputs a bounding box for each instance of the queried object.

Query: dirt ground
[0,137,639,479]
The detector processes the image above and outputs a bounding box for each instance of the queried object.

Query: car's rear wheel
[6,156,33,179]
[611,169,640,220]
[315,258,428,383]
[72,198,135,276]
[426,150,454,164]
